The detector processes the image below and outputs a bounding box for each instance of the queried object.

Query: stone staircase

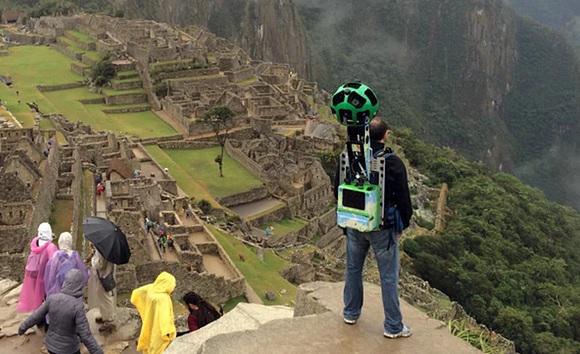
[166,281,482,354]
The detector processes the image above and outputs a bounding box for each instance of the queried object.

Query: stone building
[0,128,60,281]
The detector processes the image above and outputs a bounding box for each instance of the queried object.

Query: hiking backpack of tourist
[331,83,413,339]
[18,269,103,354]
[17,222,58,313]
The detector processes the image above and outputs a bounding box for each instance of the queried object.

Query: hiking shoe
[384,325,412,339]
[343,318,357,325]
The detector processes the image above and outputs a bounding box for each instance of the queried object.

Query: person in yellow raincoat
[131,272,177,354]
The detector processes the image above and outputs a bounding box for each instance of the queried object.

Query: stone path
[131,146,148,161]
[202,254,235,280]
[230,198,285,220]
[205,282,481,354]
[96,194,107,218]
[139,160,165,180]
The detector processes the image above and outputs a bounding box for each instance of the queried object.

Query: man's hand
[18,325,26,336]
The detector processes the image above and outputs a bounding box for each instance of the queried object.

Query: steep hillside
[294,0,580,209]
[398,130,580,354]
[506,0,580,34]
[114,0,310,77]
[506,0,580,56]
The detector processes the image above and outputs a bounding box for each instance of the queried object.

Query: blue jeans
[343,228,403,333]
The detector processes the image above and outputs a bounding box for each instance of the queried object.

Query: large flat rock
[165,303,294,354]
[197,282,481,354]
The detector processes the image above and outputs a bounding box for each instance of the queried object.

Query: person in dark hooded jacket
[19,269,103,354]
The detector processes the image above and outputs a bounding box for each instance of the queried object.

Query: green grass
[102,87,146,96]
[83,51,102,62]
[150,147,263,199]
[111,77,142,84]
[117,71,139,80]
[0,46,176,138]
[268,218,308,240]
[58,37,85,55]
[50,199,74,236]
[0,46,80,127]
[209,226,296,305]
[144,145,219,206]
[67,30,93,44]
[42,88,175,138]
[223,295,248,312]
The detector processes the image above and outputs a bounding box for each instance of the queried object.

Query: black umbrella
[83,216,131,265]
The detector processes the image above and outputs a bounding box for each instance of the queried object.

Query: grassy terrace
[58,36,84,54]
[268,218,308,240]
[83,50,102,62]
[67,30,93,44]
[102,87,146,96]
[209,226,296,305]
[0,46,80,127]
[145,146,263,201]
[0,46,176,138]
[145,145,218,205]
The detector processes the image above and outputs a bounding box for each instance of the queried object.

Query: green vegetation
[0,46,175,138]
[209,226,296,305]
[144,145,219,206]
[154,147,263,198]
[2,0,119,17]
[268,218,308,240]
[67,30,93,44]
[0,46,79,127]
[398,130,580,354]
[296,0,580,209]
[42,88,175,138]
[50,199,74,236]
[202,106,234,177]
[90,58,116,87]
[505,17,580,209]
[223,295,247,313]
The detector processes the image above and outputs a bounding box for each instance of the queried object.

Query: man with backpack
[158,233,168,254]
[334,117,413,339]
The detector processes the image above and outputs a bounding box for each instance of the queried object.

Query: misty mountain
[294,0,580,210]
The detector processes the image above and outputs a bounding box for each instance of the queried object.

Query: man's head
[369,117,390,142]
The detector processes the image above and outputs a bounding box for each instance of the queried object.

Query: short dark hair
[369,117,390,141]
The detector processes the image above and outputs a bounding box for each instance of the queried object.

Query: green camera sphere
[330,82,379,126]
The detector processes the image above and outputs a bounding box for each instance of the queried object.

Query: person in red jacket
[177,292,222,336]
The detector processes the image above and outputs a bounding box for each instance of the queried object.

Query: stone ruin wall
[135,261,244,306]
[28,140,60,243]
[216,186,269,208]
[224,140,266,181]
[70,147,85,242]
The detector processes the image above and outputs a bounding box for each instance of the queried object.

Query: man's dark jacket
[334,141,413,229]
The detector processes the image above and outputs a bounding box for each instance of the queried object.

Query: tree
[202,106,234,177]
[90,57,115,88]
